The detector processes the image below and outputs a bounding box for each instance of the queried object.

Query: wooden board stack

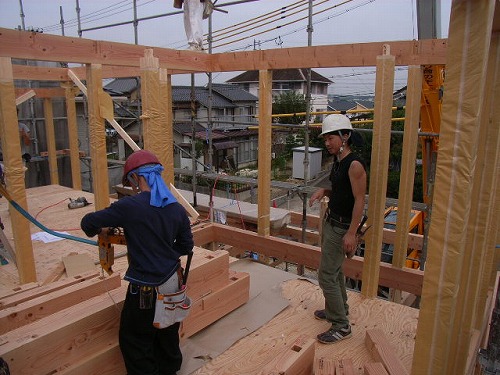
[0,247,249,374]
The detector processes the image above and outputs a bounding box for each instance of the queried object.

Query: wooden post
[390,66,422,302]
[257,70,272,236]
[159,68,174,185]
[86,63,110,210]
[63,84,82,190]
[361,46,395,298]
[43,98,59,185]
[475,32,500,332]
[140,50,163,160]
[0,57,36,283]
[450,12,499,374]
[413,1,497,373]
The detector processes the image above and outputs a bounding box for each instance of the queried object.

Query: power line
[40,0,157,32]
[212,0,358,49]
[209,0,312,41]
[217,0,374,52]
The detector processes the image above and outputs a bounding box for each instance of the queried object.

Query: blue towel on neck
[136,164,177,208]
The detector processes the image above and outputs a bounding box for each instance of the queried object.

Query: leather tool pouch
[153,285,191,329]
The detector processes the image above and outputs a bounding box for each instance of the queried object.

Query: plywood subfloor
[0,185,419,374]
[192,278,418,374]
[0,185,125,290]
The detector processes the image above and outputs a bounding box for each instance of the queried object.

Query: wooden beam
[365,329,408,375]
[257,335,315,375]
[335,359,356,375]
[169,183,200,220]
[314,358,357,375]
[180,271,250,339]
[449,8,500,374]
[67,69,87,96]
[159,67,174,185]
[205,223,424,295]
[362,46,395,298]
[474,33,500,337]
[1,29,447,73]
[54,341,125,375]
[43,98,59,184]
[0,271,99,309]
[413,2,498,373]
[63,83,83,190]
[184,249,229,302]
[288,211,424,250]
[140,49,165,158]
[0,57,36,283]
[14,90,35,105]
[392,66,422,270]
[15,87,65,98]
[0,285,126,375]
[364,362,389,375]
[100,92,140,151]
[210,39,447,71]
[257,70,272,236]
[86,63,110,210]
[0,273,121,334]
[12,65,69,81]
[0,28,209,71]
[191,222,216,245]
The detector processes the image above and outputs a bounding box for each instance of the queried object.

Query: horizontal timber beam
[0,28,208,71]
[210,39,447,71]
[1,28,447,74]
[15,87,65,98]
[193,223,423,295]
[288,211,423,250]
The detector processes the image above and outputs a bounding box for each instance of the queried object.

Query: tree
[272,91,307,124]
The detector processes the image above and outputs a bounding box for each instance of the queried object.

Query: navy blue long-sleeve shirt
[81,192,194,286]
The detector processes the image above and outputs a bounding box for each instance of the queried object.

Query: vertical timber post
[257,70,273,236]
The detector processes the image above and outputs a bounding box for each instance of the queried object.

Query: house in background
[328,97,373,115]
[102,78,259,172]
[226,68,332,115]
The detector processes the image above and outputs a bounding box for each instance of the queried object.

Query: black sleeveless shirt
[328,152,366,220]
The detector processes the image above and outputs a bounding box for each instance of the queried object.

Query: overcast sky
[0,0,452,95]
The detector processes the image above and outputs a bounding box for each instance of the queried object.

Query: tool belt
[153,285,191,329]
[325,211,351,230]
[153,252,193,329]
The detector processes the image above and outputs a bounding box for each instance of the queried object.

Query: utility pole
[76,0,82,37]
[133,0,139,45]
[18,0,25,30]
[59,6,65,36]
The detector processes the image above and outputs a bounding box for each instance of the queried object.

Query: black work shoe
[317,325,352,344]
[314,309,327,320]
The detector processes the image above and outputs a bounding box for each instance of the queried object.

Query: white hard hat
[319,114,352,136]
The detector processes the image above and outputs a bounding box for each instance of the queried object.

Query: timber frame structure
[0,1,499,373]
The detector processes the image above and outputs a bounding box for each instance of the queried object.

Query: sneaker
[314,309,327,321]
[317,325,352,344]
[314,309,349,320]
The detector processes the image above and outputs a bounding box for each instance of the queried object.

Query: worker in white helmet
[174,0,211,51]
[309,114,367,344]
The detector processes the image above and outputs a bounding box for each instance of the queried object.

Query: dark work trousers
[119,284,182,375]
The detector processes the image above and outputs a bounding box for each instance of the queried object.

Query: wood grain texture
[193,279,418,374]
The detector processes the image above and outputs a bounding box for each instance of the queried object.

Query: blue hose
[8,199,97,246]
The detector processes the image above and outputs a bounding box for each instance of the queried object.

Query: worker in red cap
[81,149,194,375]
